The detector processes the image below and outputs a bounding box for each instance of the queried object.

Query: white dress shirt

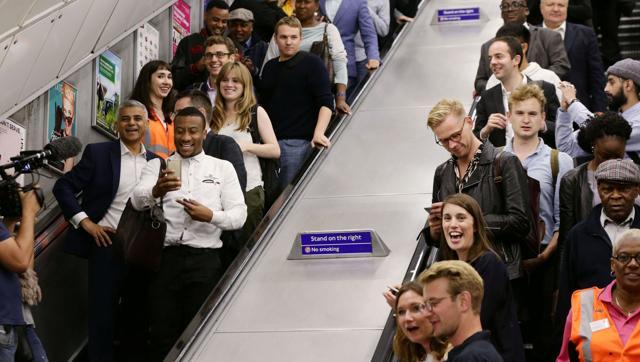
[70,141,148,230]
[543,21,566,40]
[325,0,343,22]
[500,74,528,143]
[601,207,635,247]
[132,151,247,249]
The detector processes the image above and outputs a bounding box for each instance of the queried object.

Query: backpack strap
[493,147,505,184]
[550,148,559,191]
[248,105,260,145]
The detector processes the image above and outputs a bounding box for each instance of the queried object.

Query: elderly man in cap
[228,8,267,75]
[556,58,640,159]
[556,158,640,327]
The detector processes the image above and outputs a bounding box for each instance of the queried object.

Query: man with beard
[555,58,640,159]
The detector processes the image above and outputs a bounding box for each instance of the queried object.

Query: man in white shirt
[486,23,563,102]
[53,100,157,361]
[474,36,560,148]
[132,106,247,360]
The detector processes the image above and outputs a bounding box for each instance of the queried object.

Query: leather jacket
[558,162,593,256]
[431,142,531,279]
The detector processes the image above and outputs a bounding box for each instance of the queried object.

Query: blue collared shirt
[505,138,574,244]
[556,101,640,158]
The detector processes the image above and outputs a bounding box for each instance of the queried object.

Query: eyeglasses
[424,296,448,312]
[435,121,466,146]
[612,253,640,265]
[394,303,426,318]
[499,1,528,11]
[204,52,232,60]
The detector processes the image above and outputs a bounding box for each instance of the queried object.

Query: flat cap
[229,8,254,22]
[606,58,640,86]
[595,159,640,184]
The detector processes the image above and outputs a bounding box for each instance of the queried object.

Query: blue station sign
[300,231,373,255]
[437,7,480,22]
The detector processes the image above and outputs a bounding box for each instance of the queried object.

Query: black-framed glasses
[424,296,448,312]
[499,1,528,11]
[612,253,640,265]
[435,121,466,146]
[393,303,427,318]
[204,51,232,60]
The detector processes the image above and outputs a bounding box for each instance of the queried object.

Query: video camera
[0,136,82,217]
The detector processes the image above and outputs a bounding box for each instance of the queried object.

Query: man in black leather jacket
[426,99,532,281]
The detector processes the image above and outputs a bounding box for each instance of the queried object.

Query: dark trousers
[87,243,121,362]
[149,245,223,361]
[88,236,152,362]
[592,0,622,67]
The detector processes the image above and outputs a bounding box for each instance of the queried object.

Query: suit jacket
[203,132,247,192]
[563,22,607,112]
[53,141,159,257]
[474,25,570,93]
[527,0,593,26]
[320,0,380,78]
[556,204,640,328]
[473,77,560,148]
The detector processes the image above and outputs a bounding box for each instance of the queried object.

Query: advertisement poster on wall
[46,81,78,173]
[93,50,122,140]
[0,118,26,182]
[135,22,160,77]
[172,0,191,56]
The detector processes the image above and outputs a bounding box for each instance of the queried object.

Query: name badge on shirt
[590,318,610,332]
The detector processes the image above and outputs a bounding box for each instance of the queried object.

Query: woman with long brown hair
[211,61,279,243]
[439,193,525,361]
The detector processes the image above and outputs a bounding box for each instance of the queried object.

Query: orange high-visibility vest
[569,287,640,362]
[144,108,174,159]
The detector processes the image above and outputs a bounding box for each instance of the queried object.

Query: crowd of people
[1,0,418,361]
[1,0,638,361]
[384,0,640,361]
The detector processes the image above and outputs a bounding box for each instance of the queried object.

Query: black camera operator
[0,188,47,361]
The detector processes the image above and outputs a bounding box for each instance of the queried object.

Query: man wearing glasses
[474,0,569,93]
[419,260,503,361]
[426,99,531,282]
[191,36,237,106]
[172,0,231,91]
[556,158,640,338]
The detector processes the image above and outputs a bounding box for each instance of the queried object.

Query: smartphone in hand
[166,159,182,179]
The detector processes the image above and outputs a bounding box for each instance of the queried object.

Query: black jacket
[230,0,287,42]
[473,78,559,148]
[556,204,640,328]
[472,252,525,362]
[558,162,592,247]
[431,142,531,279]
[171,28,210,91]
[203,133,247,192]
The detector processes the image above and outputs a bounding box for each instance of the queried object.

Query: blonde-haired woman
[211,61,280,244]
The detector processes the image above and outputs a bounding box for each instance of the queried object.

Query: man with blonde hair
[505,84,574,360]
[420,260,503,361]
[426,99,531,281]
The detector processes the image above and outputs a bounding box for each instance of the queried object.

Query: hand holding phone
[166,159,182,179]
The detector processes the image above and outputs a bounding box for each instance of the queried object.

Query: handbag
[248,106,281,210]
[309,22,334,84]
[115,159,167,272]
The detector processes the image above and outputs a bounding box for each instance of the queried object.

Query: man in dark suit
[53,100,159,361]
[474,36,559,148]
[474,0,570,93]
[556,158,640,342]
[527,0,592,26]
[540,0,607,112]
